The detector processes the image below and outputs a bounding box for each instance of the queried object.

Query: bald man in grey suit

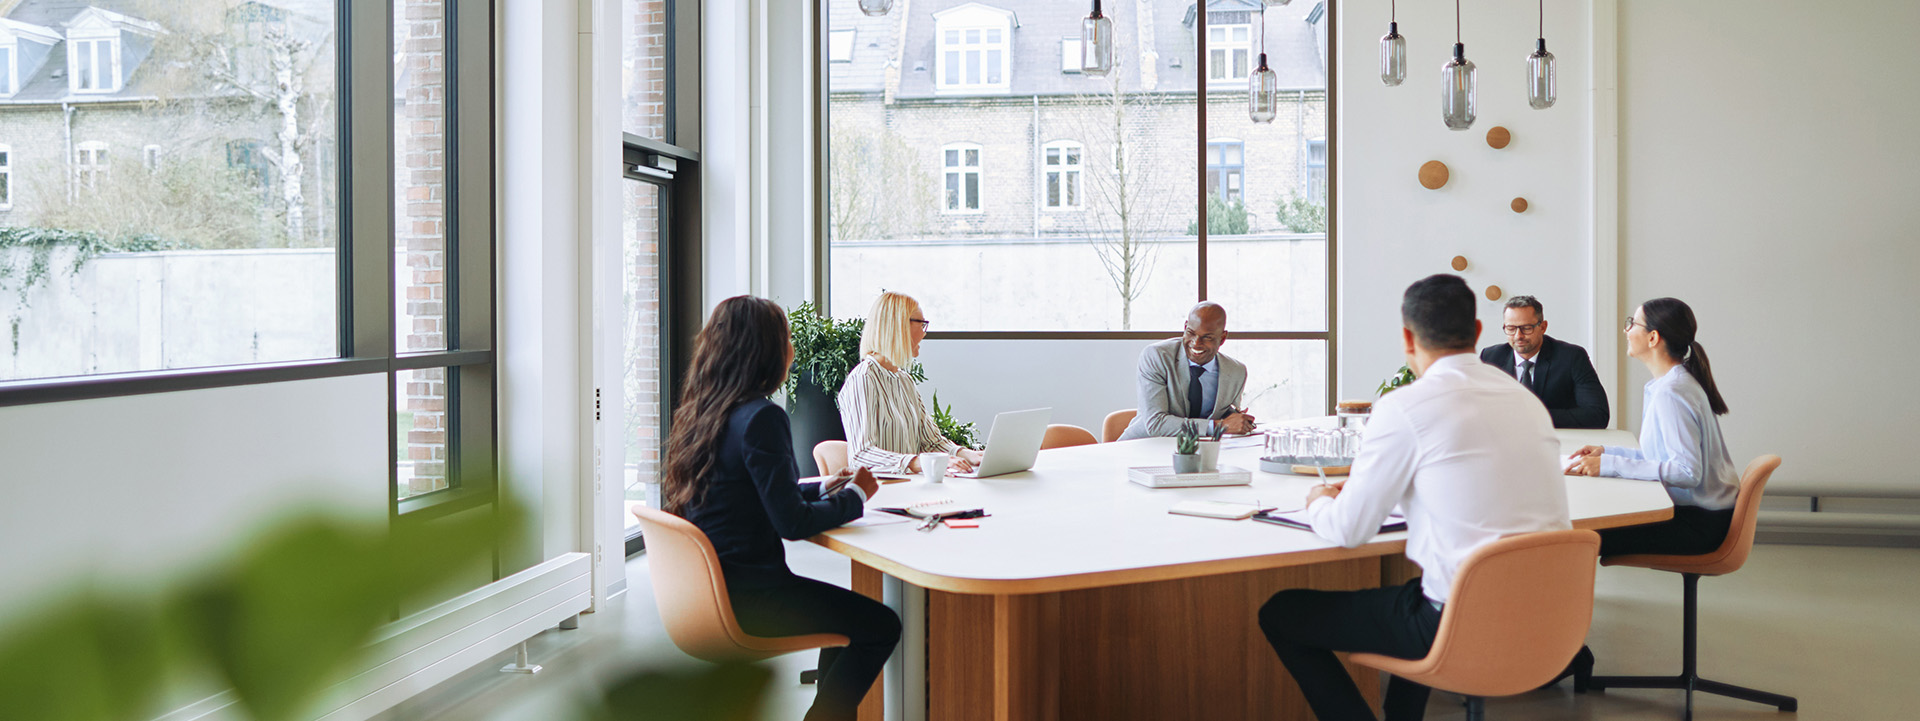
[1120,302,1256,440]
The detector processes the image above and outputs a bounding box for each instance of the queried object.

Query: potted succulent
[1171,422,1203,473]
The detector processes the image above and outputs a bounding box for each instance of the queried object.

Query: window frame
[74,140,108,192]
[933,5,1012,95]
[0,3,502,524]
[1207,139,1245,204]
[1206,18,1253,86]
[815,0,1340,414]
[0,143,11,210]
[68,37,121,94]
[940,141,983,214]
[0,44,15,96]
[1041,140,1083,211]
[827,28,854,63]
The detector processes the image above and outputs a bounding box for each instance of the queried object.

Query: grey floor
[372,541,1920,721]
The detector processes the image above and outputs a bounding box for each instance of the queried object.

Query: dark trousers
[1260,578,1444,721]
[729,575,901,721]
[1598,505,1734,557]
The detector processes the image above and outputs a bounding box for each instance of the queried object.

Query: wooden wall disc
[1511,197,1529,213]
[1485,285,1503,301]
[1486,126,1511,149]
[1451,255,1468,271]
[1418,160,1449,189]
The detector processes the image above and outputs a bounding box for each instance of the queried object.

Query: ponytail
[1642,297,1729,416]
[1684,341,1729,416]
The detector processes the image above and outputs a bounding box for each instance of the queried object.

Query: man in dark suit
[1479,295,1611,429]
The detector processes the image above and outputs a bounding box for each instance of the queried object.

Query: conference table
[808,427,1665,721]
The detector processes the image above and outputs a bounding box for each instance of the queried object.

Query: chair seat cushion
[1600,554,1734,576]
[731,631,851,661]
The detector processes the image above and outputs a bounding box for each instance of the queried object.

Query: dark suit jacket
[681,398,865,590]
[1479,336,1610,429]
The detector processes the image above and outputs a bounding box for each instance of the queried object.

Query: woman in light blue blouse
[1566,297,1738,557]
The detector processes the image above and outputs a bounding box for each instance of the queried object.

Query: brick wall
[623,0,668,507]
[398,0,449,496]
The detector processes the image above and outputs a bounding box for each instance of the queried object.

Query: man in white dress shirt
[1257,274,1572,721]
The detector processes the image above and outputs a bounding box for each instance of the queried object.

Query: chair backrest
[1683,454,1780,575]
[630,506,760,662]
[812,440,850,477]
[1041,424,1097,450]
[1101,409,1137,443]
[1418,529,1601,697]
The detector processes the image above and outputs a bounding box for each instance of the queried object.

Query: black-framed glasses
[910,318,932,330]
[1502,322,1542,336]
[1622,317,1647,332]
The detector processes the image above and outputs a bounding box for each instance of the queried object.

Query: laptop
[949,407,1052,478]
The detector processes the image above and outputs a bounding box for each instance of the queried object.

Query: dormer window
[0,19,62,97]
[1206,14,1253,85]
[70,36,119,92]
[934,4,1015,95]
[0,44,14,96]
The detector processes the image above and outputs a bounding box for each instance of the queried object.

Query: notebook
[1168,500,1274,520]
[1252,509,1407,533]
[875,498,984,520]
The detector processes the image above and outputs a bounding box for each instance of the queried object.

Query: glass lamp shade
[1380,22,1406,86]
[1441,43,1477,130]
[1081,12,1114,76]
[1249,55,1278,123]
[857,0,892,16]
[1528,38,1557,109]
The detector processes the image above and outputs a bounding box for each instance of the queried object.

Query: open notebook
[874,498,984,520]
[1252,509,1407,534]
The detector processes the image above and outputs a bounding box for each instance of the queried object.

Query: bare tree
[828,122,931,242]
[1070,72,1179,330]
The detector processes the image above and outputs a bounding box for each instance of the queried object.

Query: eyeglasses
[1501,322,1543,336]
[909,318,932,330]
[1622,317,1647,332]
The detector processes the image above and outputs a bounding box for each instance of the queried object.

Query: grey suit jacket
[1119,338,1248,440]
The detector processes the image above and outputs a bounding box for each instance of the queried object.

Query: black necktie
[1188,364,1207,418]
[1519,359,1536,392]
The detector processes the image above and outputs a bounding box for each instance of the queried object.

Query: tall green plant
[785,301,923,409]
[1274,190,1327,233]
[928,391,979,449]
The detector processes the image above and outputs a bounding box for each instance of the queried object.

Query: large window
[0,45,14,96]
[0,145,11,210]
[826,0,1333,420]
[942,143,982,213]
[934,5,1012,94]
[1043,141,1083,210]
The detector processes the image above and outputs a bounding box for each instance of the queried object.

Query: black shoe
[1537,646,1595,693]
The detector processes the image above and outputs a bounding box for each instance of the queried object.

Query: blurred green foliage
[0,500,773,721]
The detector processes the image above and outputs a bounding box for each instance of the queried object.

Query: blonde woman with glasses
[838,291,984,476]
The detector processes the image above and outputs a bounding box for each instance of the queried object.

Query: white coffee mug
[1196,440,1221,473]
[919,452,949,484]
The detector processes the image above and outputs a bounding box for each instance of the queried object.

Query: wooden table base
[855,557,1383,721]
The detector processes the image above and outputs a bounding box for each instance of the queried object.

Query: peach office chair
[1588,455,1797,719]
[1100,409,1136,443]
[632,506,850,662]
[811,440,850,477]
[1351,529,1601,721]
[1041,424,1098,450]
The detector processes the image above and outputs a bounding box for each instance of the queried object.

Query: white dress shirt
[1306,353,1572,605]
[1600,366,1738,511]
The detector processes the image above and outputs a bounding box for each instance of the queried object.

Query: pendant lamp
[1381,0,1406,86]
[1527,0,1557,109]
[1081,0,1115,76]
[1249,7,1278,123]
[1440,0,1476,130]
[857,0,892,17]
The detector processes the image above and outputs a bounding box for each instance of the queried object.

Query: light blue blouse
[1600,366,1738,511]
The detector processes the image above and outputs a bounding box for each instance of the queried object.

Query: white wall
[0,376,388,618]
[1336,0,1598,402]
[1616,1,1920,485]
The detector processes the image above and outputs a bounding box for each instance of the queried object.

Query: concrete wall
[0,247,336,381]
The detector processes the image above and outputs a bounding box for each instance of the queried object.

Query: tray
[1258,457,1352,476]
[1127,465,1254,488]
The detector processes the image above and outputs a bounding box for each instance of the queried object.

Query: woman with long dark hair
[663,295,899,721]
[1553,298,1738,689]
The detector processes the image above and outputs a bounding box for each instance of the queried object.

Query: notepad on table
[875,498,984,520]
[1252,509,1407,533]
[1168,500,1273,520]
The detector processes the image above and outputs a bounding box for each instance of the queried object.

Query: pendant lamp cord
[1455,0,1462,44]
[1391,0,1396,23]
[1539,0,1544,37]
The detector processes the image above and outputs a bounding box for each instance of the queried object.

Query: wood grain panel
[852,562,885,721]
[928,558,1381,720]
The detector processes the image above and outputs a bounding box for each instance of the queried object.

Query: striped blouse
[837,357,959,474]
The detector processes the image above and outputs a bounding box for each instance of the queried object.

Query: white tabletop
[810,428,1667,595]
